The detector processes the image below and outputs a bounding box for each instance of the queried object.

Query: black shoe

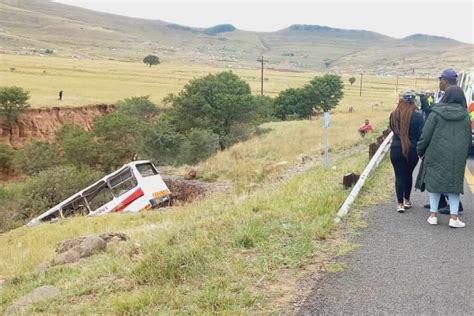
[424,204,430,209]
[438,206,463,215]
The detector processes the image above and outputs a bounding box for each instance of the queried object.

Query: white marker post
[323,111,330,167]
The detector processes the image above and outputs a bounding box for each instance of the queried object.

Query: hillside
[1,0,472,74]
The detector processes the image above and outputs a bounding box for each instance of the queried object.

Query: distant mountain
[0,0,472,75]
[402,33,461,44]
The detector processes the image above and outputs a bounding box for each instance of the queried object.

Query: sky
[56,0,474,43]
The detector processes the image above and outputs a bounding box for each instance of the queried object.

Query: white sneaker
[449,218,466,228]
[427,216,438,225]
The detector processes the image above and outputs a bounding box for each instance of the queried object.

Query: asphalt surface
[298,161,474,315]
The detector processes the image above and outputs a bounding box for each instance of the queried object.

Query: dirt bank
[0,104,115,148]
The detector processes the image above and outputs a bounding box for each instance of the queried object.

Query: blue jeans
[428,192,460,215]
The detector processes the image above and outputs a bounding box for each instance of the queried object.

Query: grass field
[0,54,433,313]
[1,54,438,108]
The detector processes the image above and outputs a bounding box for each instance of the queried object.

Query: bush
[19,165,102,220]
[0,186,22,232]
[273,88,310,120]
[141,121,188,166]
[182,129,220,165]
[0,144,15,173]
[56,125,99,168]
[15,141,64,175]
[0,86,30,128]
[116,96,160,121]
[94,113,143,171]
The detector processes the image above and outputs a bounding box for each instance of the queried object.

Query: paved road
[298,161,474,315]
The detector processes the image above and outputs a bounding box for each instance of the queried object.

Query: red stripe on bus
[111,188,144,213]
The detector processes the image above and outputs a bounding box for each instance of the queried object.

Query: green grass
[0,145,394,314]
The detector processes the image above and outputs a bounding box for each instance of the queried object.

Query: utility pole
[257,56,267,96]
[359,73,363,96]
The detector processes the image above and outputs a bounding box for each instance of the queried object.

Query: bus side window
[136,163,158,177]
[41,210,61,223]
[109,168,138,197]
[62,197,89,218]
[83,181,114,212]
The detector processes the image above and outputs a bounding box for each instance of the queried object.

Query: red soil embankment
[0,104,115,147]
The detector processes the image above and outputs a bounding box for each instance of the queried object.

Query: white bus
[27,160,171,226]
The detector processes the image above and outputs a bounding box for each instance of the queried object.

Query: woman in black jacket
[389,91,424,212]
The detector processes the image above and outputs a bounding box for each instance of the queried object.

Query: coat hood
[430,103,469,121]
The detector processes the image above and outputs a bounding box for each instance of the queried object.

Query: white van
[27,160,171,226]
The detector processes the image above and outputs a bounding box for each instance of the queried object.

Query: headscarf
[441,85,467,108]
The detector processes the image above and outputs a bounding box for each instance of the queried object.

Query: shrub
[15,141,64,175]
[182,129,220,165]
[0,86,30,129]
[94,113,143,171]
[19,165,102,220]
[116,95,159,121]
[0,144,15,173]
[141,121,188,166]
[56,125,99,168]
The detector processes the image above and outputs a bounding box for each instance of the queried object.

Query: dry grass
[1,54,437,107]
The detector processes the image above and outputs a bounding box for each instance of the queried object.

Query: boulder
[51,236,106,266]
[5,286,60,314]
[99,232,129,243]
[52,249,81,265]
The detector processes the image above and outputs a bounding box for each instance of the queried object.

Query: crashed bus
[27,160,171,226]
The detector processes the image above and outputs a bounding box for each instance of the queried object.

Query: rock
[52,249,81,265]
[75,236,106,258]
[99,232,129,243]
[52,236,106,266]
[5,286,60,314]
[184,167,197,180]
[56,237,87,254]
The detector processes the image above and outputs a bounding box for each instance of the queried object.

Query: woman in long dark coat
[416,85,471,228]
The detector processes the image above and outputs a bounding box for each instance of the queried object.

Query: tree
[15,141,64,175]
[56,125,99,168]
[143,55,160,67]
[116,95,159,121]
[166,71,256,149]
[349,76,356,86]
[0,144,15,173]
[273,87,312,120]
[0,86,30,131]
[305,74,344,113]
[93,113,143,171]
[140,120,188,166]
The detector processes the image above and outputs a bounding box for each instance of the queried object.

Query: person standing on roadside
[416,85,471,228]
[389,91,424,213]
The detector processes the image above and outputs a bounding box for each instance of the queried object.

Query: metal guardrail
[335,131,394,223]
